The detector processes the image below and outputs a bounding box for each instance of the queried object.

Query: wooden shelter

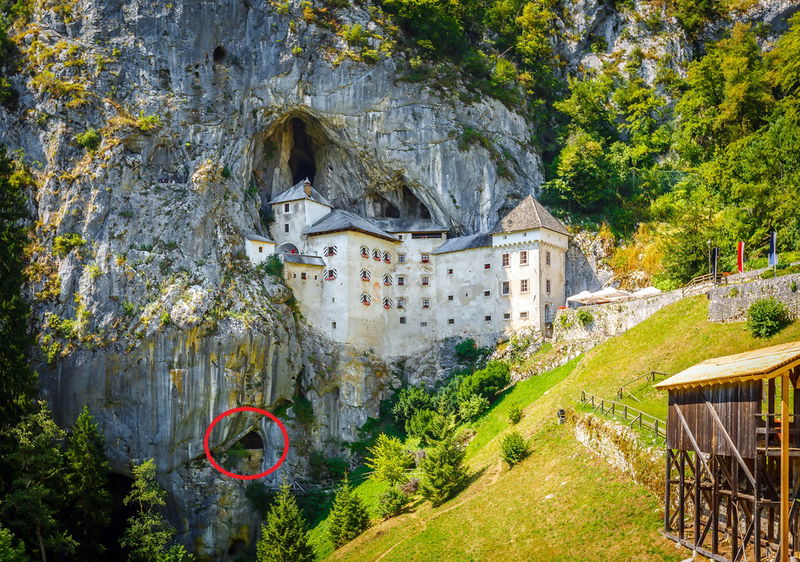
[655,341,800,562]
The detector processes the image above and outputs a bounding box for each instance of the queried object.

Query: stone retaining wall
[708,272,800,322]
[553,289,684,345]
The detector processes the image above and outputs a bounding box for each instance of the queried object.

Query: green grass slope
[318,295,800,560]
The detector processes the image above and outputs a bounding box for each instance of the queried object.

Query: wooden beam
[700,393,750,486]
[665,449,672,533]
[673,405,714,480]
[781,373,790,562]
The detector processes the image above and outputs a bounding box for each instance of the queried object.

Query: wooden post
[781,373,790,562]
[665,449,672,533]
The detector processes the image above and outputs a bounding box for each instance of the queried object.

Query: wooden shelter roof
[655,340,800,390]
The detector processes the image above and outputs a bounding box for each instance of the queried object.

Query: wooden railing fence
[615,370,672,401]
[579,390,666,439]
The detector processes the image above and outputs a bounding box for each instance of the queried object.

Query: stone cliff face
[4,0,799,558]
[1,1,542,557]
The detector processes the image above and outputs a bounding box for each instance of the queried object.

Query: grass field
[312,295,800,560]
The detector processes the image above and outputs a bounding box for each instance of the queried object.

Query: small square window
[520,250,528,265]
[398,276,405,286]
[447,268,453,275]
[314,275,317,280]
[399,234,404,240]
[258,246,263,253]
[421,321,428,327]
[448,318,455,325]
[421,253,430,263]
[284,203,290,212]
[501,281,510,295]
[332,298,335,303]
[301,272,307,280]
[448,295,454,301]
[502,253,510,267]
[284,223,289,233]
[398,254,406,263]
[400,316,407,324]
[421,276,429,286]
[546,279,551,293]
[503,313,511,320]
[331,321,337,329]
[546,251,551,266]
[292,273,296,278]
[520,279,528,293]
[422,298,431,309]
[484,263,491,270]
[484,315,491,322]
[483,290,490,297]
[520,311,529,319]
[397,298,406,309]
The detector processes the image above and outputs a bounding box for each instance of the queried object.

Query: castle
[244,179,570,357]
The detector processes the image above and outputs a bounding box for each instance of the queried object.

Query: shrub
[454,338,479,363]
[121,301,135,316]
[75,128,101,150]
[392,385,435,425]
[292,394,314,426]
[365,433,414,485]
[343,23,365,46]
[508,406,523,425]
[576,308,594,327]
[361,49,380,64]
[135,111,161,131]
[377,487,409,519]
[747,297,791,338]
[728,286,740,297]
[420,436,468,507]
[458,361,510,401]
[53,233,86,257]
[407,408,449,445]
[500,431,530,468]
[327,475,370,548]
[559,313,574,329]
[457,393,489,421]
[261,255,284,277]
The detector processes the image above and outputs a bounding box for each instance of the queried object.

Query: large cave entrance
[288,118,316,184]
[251,110,439,225]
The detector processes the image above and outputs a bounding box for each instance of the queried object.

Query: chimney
[304,179,312,197]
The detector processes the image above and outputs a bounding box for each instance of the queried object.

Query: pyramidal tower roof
[492,195,569,236]
[268,179,332,207]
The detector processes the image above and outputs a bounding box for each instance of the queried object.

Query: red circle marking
[203,406,289,480]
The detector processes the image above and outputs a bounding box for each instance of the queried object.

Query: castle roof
[245,233,275,243]
[304,209,400,242]
[268,179,332,207]
[492,195,569,237]
[432,232,492,255]
[282,254,325,267]
[372,218,447,234]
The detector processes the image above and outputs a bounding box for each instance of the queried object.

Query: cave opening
[228,539,246,556]
[106,472,136,559]
[213,45,226,63]
[239,430,264,450]
[288,118,317,184]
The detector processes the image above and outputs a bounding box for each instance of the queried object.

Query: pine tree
[0,147,36,433]
[64,406,112,561]
[327,475,370,548]
[255,481,314,562]
[121,459,194,561]
[0,404,76,562]
[420,436,468,507]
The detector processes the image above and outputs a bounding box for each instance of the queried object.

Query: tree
[0,147,36,434]
[121,459,193,562]
[500,431,531,468]
[64,406,112,561]
[327,475,370,548]
[256,481,314,562]
[1,404,76,562]
[365,434,414,485]
[420,436,468,507]
[0,523,27,562]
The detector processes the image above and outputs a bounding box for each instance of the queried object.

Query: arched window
[324,245,337,257]
[372,249,382,261]
[383,298,393,309]
[383,274,393,286]
[383,251,392,263]
[360,293,372,305]
[323,269,337,281]
[360,246,369,258]
[360,269,371,281]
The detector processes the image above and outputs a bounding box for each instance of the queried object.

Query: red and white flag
[737,241,745,273]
